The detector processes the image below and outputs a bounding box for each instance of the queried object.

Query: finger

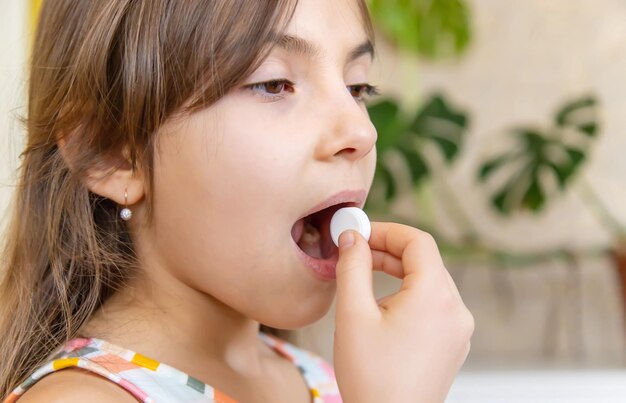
[334,230,380,321]
[375,291,399,309]
[371,249,404,279]
[368,222,445,280]
[443,268,463,302]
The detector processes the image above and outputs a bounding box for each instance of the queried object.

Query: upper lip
[298,189,367,220]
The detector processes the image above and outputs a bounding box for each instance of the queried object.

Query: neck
[81,240,268,377]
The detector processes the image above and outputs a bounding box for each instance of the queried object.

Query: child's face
[145,0,376,328]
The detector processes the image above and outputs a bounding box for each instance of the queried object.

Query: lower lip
[293,242,338,281]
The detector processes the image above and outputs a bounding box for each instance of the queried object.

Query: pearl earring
[120,188,132,221]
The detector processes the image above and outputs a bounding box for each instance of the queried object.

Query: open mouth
[291,202,356,260]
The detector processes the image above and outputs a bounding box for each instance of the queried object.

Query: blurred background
[2,0,626,401]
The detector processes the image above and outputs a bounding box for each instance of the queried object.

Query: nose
[314,89,378,162]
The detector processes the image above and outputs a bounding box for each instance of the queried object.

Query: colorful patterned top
[4,333,342,403]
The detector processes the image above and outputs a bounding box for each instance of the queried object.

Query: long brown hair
[0,0,374,398]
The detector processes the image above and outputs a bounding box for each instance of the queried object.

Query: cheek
[151,132,289,261]
[149,119,310,287]
[145,110,338,327]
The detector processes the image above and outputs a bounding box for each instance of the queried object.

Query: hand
[333,222,474,403]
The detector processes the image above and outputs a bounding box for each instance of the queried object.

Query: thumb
[334,230,378,321]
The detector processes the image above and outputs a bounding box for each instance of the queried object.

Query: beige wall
[297,0,626,368]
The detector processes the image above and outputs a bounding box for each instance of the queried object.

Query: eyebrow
[274,34,375,63]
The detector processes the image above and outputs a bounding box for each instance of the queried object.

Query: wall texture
[298,0,626,368]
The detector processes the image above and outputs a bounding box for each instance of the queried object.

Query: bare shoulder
[17,368,139,403]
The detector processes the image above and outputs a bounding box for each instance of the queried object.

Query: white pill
[330,207,371,247]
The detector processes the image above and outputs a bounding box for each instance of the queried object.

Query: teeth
[298,221,323,259]
[301,221,321,244]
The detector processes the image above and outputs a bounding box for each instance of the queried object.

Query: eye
[347,83,380,102]
[263,80,289,94]
[244,79,295,100]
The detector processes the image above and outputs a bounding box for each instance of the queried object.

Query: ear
[58,137,145,207]
[85,161,145,207]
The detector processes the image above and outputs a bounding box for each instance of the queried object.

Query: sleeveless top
[4,333,342,403]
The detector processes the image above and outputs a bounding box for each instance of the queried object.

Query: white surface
[447,370,626,403]
[0,1,27,230]
[330,207,371,247]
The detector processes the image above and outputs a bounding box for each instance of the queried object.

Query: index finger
[368,222,445,279]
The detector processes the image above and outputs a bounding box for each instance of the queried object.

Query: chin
[258,289,336,330]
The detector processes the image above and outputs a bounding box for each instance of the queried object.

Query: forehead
[284,0,370,58]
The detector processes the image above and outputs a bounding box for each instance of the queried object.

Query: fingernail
[338,231,355,249]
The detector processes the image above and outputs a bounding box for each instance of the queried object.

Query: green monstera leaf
[368,94,469,201]
[478,95,599,215]
[368,0,472,59]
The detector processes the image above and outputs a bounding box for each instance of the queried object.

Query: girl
[0,0,473,402]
